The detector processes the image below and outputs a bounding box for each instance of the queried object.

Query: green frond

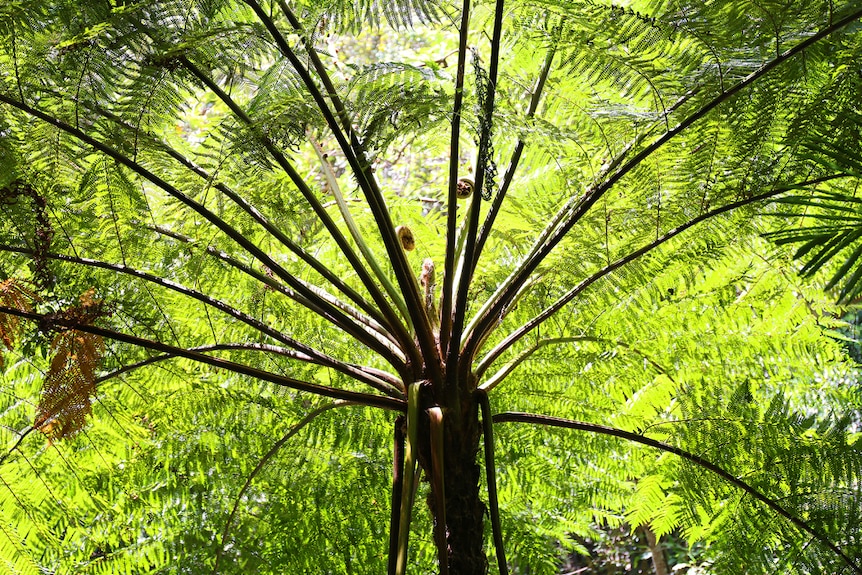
[299,0,446,34]
[348,62,450,155]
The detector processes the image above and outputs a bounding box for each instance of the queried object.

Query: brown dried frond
[35,288,105,440]
[36,329,104,440]
[37,287,109,333]
[0,279,38,368]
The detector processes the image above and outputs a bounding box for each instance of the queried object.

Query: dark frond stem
[388,415,405,575]
[476,175,846,370]
[493,412,862,575]
[476,389,508,575]
[477,335,671,390]
[87,103,388,327]
[147,224,401,351]
[243,1,439,379]
[276,0,354,141]
[472,45,555,268]
[0,306,406,412]
[155,142,391,329]
[465,86,706,346]
[96,343,310,381]
[440,0,472,360]
[449,0,504,388]
[0,426,36,468]
[0,92,401,369]
[0,245,402,392]
[253,4,416,325]
[213,400,359,575]
[177,58,420,367]
[95,343,403,394]
[276,1,425,333]
[466,9,862,356]
[309,133,415,328]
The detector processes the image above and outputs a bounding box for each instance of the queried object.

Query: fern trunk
[412,375,488,574]
[441,397,487,574]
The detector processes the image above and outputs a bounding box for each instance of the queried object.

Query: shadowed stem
[176,58,422,370]
[0,245,402,390]
[310,134,411,324]
[449,0,506,388]
[0,306,406,412]
[277,0,362,157]
[472,43,556,275]
[94,342,402,395]
[146,225,401,353]
[475,174,847,370]
[476,390,508,575]
[440,0,472,359]
[271,6,433,339]
[245,1,440,375]
[467,8,862,353]
[493,411,862,575]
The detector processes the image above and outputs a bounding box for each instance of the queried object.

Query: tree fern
[1,1,862,574]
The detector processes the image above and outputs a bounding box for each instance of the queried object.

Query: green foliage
[1,0,862,574]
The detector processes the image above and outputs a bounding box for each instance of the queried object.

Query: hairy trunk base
[424,394,488,575]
